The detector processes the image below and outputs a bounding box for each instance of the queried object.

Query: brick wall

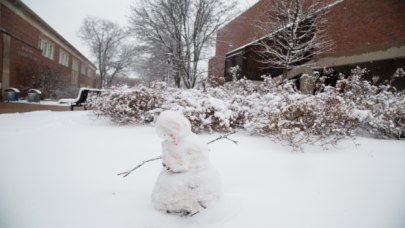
[213,0,268,58]
[209,0,405,80]
[208,0,266,80]
[8,37,42,89]
[1,2,98,97]
[323,0,405,55]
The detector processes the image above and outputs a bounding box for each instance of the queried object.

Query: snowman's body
[152,111,222,216]
[152,164,221,215]
[161,133,210,172]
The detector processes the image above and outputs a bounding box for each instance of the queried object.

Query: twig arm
[118,131,238,177]
[207,131,238,145]
[118,156,162,177]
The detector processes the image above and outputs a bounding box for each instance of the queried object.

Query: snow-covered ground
[0,111,404,228]
[12,99,68,106]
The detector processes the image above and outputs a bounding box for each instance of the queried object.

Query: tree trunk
[174,72,181,88]
[282,67,288,82]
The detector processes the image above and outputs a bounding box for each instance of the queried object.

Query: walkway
[0,102,86,114]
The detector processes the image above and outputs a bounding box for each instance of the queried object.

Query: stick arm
[117,155,162,178]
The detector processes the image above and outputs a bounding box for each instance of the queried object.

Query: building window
[38,37,43,49]
[87,68,92,78]
[59,50,69,67]
[72,58,79,85]
[49,45,54,60]
[81,64,86,75]
[38,36,54,60]
[44,41,48,57]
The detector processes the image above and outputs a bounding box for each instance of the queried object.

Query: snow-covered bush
[89,67,405,151]
[342,67,405,139]
[90,84,241,133]
[258,75,280,94]
[244,81,357,151]
[223,66,256,96]
[89,83,166,125]
[165,89,238,133]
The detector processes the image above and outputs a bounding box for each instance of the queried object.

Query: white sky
[22,0,259,68]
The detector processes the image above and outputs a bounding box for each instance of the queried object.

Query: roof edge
[11,0,96,69]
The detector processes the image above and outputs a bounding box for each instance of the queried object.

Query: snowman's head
[155,111,191,145]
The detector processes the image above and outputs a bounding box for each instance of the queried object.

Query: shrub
[341,67,405,139]
[244,81,357,151]
[89,83,166,125]
[89,67,405,151]
[165,89,238,133]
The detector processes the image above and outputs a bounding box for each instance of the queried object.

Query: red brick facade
[324,0,405,55]
[209,0,405,80]
[1,0,98,99]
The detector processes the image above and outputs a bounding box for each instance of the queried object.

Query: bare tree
[78,17,136,88]
[129,0,239,89]
[254,0,334,81]
[133,43,174,87]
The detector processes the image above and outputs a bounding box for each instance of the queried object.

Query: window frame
[38,36,54,60]
[59,50,69,67]
[81,64,86,75]
[87,68,92,78]
[71,58,79,84]
[38,37,43,50]
[49,44,54,60]
[43,41,48,58]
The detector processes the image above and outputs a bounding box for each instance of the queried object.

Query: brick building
[208,0,405,92]
[0,0,98,100]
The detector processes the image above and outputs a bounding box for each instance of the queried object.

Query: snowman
[152,110,222,216]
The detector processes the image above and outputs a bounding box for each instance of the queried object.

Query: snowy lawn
[12,99,68,106]
[0,111,404,228]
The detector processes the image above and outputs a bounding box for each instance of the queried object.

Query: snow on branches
[253,0,334,81]
[339,67,405,139]
[89,67,405,151]
[245,82,357,151]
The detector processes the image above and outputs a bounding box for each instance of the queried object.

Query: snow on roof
[226,24,287,56]
[225,0,346,57]
[27,89,42,94]
[326,0,345,9]
[5,88,20,92]
[226,50,245,58]
[87,88,103,92]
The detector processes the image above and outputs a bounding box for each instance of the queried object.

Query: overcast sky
[22,0,259,67]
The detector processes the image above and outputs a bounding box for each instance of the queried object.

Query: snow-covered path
[0,111,404,228]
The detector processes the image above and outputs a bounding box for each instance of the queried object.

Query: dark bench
[58,88,102,111]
